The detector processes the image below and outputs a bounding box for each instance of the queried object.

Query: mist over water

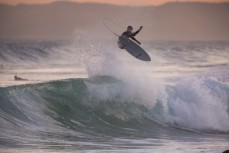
[0,35,229,152]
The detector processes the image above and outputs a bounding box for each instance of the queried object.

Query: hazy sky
[0,0,228,6]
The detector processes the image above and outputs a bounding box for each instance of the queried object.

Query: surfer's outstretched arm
[130,26,143,37]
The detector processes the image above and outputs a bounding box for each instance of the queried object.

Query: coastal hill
[0,2,229,41]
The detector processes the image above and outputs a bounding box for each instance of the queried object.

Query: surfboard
[119,36,151,61]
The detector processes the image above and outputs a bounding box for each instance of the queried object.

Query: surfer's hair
[127,26,133,30]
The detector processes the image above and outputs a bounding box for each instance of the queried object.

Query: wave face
[1,75,229,149]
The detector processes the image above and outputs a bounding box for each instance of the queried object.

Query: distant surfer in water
[14,75,28,81]
[118,25,143,49]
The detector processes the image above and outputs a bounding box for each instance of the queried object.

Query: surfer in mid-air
[118,25,143,49]
[103,18,150,61]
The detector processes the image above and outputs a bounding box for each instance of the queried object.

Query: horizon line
[0,0,229,7]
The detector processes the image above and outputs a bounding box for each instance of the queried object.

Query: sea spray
[72,35,168,121]
[167,77,229,131]
[71,34,229,131]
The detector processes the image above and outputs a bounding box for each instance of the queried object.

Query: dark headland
[0,2,229,41]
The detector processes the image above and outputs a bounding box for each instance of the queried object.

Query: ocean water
[0,39,229,153]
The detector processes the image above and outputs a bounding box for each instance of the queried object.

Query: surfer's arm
[130,36,141,45]
[130,26,143,37]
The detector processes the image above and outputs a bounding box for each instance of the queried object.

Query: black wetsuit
[121,27,142,45]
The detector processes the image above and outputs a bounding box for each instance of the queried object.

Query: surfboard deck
[119,36,151,61]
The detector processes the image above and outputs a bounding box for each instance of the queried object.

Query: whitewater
[0,36,229,152]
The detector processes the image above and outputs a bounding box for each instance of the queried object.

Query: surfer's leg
[118,41,124,49]
[118,37,125,49]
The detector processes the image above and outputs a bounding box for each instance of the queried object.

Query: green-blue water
[0,41,229,152]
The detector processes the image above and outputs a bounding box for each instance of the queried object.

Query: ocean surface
[0,38,229,153]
